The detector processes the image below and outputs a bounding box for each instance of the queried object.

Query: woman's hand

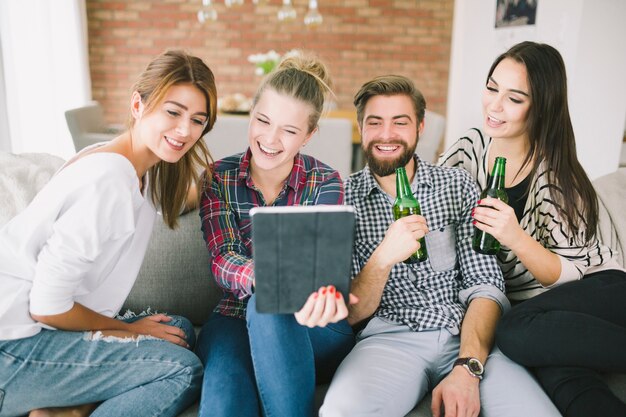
[472,197,524,249]
[125,314,190,348]
[294,285,359,328]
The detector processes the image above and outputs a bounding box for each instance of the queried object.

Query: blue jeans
[0,315,202,417]
[196,295,355,417]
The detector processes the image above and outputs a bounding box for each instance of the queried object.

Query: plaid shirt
[199,149,344,319]
[346,156,508,333]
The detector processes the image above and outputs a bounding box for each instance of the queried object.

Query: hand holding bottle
[393,167,428,262]
[472,197,524,250]
[473,156,509,254]
[376,215,429,268]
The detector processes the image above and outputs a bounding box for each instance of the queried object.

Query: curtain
[0,39,10,153]
[0,0,91,158]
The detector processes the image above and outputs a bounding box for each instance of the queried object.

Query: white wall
[445,0,626,179]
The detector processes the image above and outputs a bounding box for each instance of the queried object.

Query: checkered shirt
[199,149,344,319]
[346,155,507,333]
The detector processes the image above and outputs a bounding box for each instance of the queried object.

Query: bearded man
[319,75,560,417]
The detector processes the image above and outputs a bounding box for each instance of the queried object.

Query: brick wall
[87,0,454,126]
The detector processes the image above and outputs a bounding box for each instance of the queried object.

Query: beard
[363,139,417,177]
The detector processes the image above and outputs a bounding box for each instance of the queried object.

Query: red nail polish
[322,288,326,295]
[477,200,482,205]
[473,220,477,224]
[335,291,341,299]
[329,285,335,293]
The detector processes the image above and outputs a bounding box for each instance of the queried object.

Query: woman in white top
[0,50,217,417]
[440,41,626,417]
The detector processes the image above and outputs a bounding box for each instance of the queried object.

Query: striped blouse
[439,128,622,301]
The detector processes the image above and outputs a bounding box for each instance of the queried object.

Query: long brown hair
[488,41,598,242]
[131,50,217,229]
[252,51,334,134]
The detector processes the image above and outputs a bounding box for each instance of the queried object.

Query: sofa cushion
[0,151,65,227]
[123,209,221,326]
[176,384,435,417]
[594,168,626,268]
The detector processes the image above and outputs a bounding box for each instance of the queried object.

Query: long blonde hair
[131,50,217,229]
[252,51,334,133]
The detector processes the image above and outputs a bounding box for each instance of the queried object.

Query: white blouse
[0,153,155,340]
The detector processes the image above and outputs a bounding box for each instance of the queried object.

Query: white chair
[304,117,352,180]
[203,114,353,180]
[64,101,122,152]
[417,110,446,163]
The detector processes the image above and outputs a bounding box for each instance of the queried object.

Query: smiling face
[360,94,423,177]
[248,88,315,179]
[482,58,532,143]
[133,83,208,165]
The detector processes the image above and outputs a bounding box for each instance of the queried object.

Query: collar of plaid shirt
[237,148,308,194]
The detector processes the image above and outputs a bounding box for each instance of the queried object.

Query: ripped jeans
[0,315,202,417]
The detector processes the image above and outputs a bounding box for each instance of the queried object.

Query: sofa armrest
[594,168,626,268]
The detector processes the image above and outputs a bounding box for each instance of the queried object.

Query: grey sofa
[124,168,626,417]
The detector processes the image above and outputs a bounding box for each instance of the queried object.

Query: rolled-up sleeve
[455,171,508,313]
[459,284,510,314]
[199,173,254,299]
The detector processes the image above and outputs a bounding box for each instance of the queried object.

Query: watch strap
[453,357,484,380]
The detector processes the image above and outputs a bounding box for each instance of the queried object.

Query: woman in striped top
[440,41,626,417]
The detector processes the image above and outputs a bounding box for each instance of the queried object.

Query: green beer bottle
[472,156,509,255]
[392,167,428,263]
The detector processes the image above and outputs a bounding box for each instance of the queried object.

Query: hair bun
[276,50,333,92]
[253,50,334,133]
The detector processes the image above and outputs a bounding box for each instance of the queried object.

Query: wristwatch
[453,357,484,380]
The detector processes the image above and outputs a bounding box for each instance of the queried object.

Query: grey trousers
[320,317,561,417]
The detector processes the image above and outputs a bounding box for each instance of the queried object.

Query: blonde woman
[196,53,355,417]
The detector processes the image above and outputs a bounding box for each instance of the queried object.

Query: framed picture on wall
[495,0,537,28]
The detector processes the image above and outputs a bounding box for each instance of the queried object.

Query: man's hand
[431,366,481,417]
[295,285,358,328]
[377,215,428,267]
[345,214,428,325]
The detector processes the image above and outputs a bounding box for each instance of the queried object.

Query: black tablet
[250,205,355,314]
